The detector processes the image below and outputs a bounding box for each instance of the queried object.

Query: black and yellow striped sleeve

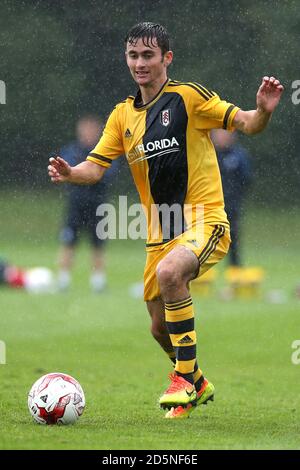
[190,86,239,131]
[169,80,216,102]
[222,104,239,130]
[86,153,113,168]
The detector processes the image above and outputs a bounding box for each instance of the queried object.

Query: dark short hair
[125,22,170,55]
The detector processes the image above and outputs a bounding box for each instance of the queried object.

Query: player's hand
[48,156,72,183]
[256,76,284,114]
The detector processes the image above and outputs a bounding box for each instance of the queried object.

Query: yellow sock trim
[175,359,196,375]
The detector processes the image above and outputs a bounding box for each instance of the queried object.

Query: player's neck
[139,76,168,105]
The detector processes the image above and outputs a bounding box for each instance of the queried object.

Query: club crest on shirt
[160,109,171,127]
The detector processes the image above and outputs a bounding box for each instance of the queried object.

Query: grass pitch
[0,191,300,449]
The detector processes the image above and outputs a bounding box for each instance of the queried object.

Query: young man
[48,23,283,418]
[212,129,252,267]
[57,115,111,292]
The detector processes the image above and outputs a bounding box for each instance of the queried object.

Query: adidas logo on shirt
[125,128,132,138]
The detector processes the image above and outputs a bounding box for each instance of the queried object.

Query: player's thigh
[59,224,79,246]
[65,198,83,227]
[144,244,181,301]
[60,224,80,247]
[86,198,107,245]
[144,249,164,301]
[144,241,198,301]
[194,224,231,277]
[156,244,199,284]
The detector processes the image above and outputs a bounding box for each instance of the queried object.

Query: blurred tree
[0,1,85,186]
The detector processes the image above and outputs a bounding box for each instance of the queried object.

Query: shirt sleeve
[86,107,124,168]
[193,92,240,131]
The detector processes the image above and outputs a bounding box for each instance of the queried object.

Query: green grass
[0,190,300,449]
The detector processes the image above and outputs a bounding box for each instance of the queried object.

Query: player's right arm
[48,156,106,184]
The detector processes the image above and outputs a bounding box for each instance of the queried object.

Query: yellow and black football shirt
[87,79,239,248]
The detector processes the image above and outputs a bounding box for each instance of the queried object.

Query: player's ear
[164,50,173,67]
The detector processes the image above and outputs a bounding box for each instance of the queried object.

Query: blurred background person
[212,129,252,267]
[0,257,54,293]
[57,115,115,292]
[0,258,25,288]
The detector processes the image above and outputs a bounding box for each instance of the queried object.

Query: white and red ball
[28,372,85,425]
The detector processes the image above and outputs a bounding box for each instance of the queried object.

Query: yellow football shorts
[144,223,230,301]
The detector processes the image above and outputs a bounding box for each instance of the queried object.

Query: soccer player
[48,23,284,418]
[56,115,116,292]
[212,129,252,266]
[0,258,25,288]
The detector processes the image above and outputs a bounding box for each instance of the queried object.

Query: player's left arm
[233,76,284,135]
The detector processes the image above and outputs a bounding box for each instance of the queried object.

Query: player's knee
[156,260,182,290]
[59,227,77,245]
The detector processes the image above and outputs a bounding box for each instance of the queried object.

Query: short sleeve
[193,92,240,131]
[86,107,124,168]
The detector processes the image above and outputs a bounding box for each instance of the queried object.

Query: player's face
[211,129,236,150]
[125,38,173,88]
[77,120,101,147]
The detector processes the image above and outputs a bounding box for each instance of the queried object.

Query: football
[28,372,85,425]
[24,267,55,294]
